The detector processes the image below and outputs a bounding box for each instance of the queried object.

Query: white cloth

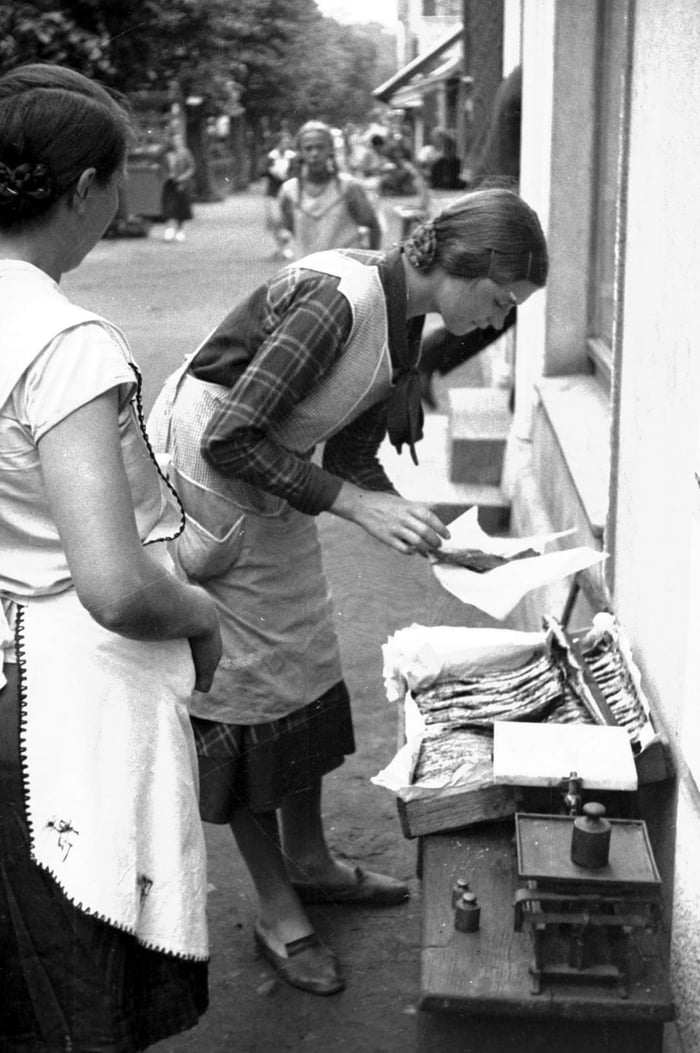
[21,561,207,959]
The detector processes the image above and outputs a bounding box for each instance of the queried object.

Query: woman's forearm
[86,553,217,643]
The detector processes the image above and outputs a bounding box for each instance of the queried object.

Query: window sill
[535,375,611,540]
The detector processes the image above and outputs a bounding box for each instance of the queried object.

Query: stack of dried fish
[413,725,493,785]
[580,630,648,743]
[408,617,650,788]
[545,685,595,725]
[412,652,563,729]
[411,652,563,785]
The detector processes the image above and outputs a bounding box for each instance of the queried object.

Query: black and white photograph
[0,2,696,1051]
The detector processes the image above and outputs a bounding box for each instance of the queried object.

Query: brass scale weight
[512,622,663,997]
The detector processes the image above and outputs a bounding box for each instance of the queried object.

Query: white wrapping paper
[430,507,607,620]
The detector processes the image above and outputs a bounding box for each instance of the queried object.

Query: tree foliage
[0,0,396,129]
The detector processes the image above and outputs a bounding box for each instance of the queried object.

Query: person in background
[162,130,196,242]
[264,129,298,260]
[0,63,221,1051]
[147,186,548,999]
[416,127,445,188]
[278,120,382,257]
[418,65,523,406]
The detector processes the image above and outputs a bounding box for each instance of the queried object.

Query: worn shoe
[163,227,175,242]
[175,229,186,242]
[254,922,345,996]
[291,865,410,906]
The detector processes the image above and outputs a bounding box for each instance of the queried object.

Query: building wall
[614,2,700,1045]
[510,1,700,1047]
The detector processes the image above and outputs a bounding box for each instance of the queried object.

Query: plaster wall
[612,2,700,1046]
[511,1,700,1044]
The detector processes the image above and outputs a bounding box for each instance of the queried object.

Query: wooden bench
[417,822,675,1053]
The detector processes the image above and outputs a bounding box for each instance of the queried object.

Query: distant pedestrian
[162,131,196,242]
[264,130,297,259]
[278,120,381,257]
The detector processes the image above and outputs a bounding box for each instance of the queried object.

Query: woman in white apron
[0,65,221,1051]
[149,188,548,998]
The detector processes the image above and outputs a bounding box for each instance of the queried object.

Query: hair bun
[0,159,55,214]
[403,219,437,269]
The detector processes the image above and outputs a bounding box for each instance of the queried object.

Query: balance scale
[493,721,664,997]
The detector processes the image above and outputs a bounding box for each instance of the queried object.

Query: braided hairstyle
[402,187,548,287]
[0,63,133,230]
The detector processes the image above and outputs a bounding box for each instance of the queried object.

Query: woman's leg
[279,777,352,884]
[280,778,410,903]
[228,805,312,946]
[228,804,344,994]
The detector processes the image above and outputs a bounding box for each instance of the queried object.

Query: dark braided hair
[0,63,133,229]
[402,187,548,287]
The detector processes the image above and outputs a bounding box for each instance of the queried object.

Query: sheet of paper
[381,622,547,703]
[430,507,607,620]
[493,721,638,791]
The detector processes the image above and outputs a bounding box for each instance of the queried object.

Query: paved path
[66,185,493,1053]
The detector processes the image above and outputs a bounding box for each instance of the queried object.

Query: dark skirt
[191,681,356,820]
[0,664,208,1053]
[161,179,193,223]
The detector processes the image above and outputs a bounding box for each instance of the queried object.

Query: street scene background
[65,186,491,1053]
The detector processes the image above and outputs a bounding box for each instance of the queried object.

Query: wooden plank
[397,782,518,838]
[420,824,674,1022]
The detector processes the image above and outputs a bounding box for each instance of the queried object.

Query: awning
[373,28,463,104]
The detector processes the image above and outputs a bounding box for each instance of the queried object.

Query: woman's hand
[329,483,450,555]
[188,594,222,692]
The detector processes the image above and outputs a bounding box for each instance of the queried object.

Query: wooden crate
[397,780,518,839]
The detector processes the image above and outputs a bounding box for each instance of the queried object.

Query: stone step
[379,413,510,532]
[448,386,512,485]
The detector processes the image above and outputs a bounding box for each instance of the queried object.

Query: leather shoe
[254,922,345,996]
[291,865,410,906]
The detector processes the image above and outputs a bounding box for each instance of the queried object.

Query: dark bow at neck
[378,249,425,466]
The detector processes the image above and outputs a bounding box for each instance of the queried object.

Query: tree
[284,18,396,128]
[0,2,111,75]
[0,1,397,133]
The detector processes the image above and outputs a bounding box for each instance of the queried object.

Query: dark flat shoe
[254,923,345,996]
[291,865,410,906]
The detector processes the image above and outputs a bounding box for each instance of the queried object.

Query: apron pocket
[170,467,246,581]
[177,512,245,581]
